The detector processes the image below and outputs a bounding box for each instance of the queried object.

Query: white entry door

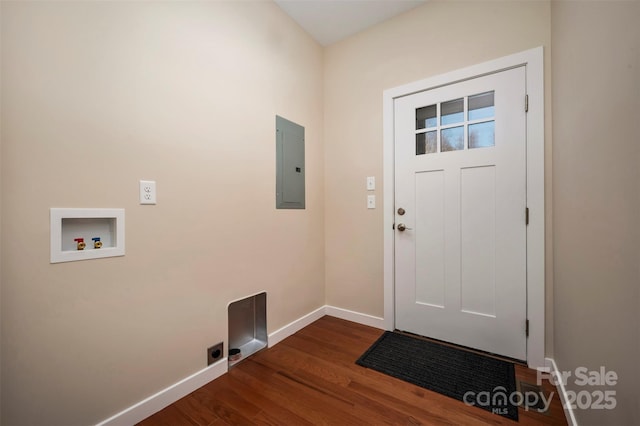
[394,66,527,360]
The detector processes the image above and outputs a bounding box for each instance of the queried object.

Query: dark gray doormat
[356,331,519,421]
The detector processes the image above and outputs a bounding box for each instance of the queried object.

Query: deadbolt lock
[397,208,406,216]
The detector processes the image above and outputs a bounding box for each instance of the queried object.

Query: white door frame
[382,47,545,368]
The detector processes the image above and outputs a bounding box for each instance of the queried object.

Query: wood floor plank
[224,374,315,426]
[189,377,258,425]
[285,360,451,425]
[173,394,219,426]
[231,359,370,425]
[138,316,567,426]
[137,404,199,426]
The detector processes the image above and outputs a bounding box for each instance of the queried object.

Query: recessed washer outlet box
[50,208,125,263]
[207,342,224,366]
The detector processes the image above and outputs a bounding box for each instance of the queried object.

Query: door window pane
[416,133,426,155]
[416,131,437,155]
[468,91,494,121]
[416,105,437,130]
[441,98,463,125]
[441,126,464,152]
[469,121,495,148]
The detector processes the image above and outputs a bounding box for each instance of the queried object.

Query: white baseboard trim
[545,357,578,426]
[268,305,326,347]
[325,305,386,329]
[95,359,228,426]
[95,305,384,426]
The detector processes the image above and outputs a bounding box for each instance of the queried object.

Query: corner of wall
[0,1,4,421]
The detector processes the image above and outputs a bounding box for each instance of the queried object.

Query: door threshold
[395,329,527,366]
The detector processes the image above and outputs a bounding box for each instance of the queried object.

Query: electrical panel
[276,115,305,209]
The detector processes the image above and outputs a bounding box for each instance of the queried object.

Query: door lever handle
[397,223,412,232]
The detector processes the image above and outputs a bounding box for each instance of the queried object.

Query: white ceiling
[274,0,427,46]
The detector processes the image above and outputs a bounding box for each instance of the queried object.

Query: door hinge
[526,319,530,337]
[526,207,530,225]
[525,94,529,113]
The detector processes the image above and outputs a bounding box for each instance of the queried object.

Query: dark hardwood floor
[138,316,567,425]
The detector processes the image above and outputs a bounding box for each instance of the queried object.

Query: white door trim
[382,47,545,368]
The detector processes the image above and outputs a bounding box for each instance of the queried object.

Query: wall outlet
[139,180,157,205]
[207,342,224,365]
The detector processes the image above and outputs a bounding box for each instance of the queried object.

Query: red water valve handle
[74,238,86,250]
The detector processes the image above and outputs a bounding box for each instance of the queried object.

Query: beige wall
[552,1,640,424]
[324,0,553,347]
[0,1,324,424]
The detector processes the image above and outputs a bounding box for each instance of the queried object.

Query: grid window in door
[415,91,495,155]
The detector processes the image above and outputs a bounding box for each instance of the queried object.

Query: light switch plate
[367,176,375,191]
[139,180,156,205]
[367,194,376,209]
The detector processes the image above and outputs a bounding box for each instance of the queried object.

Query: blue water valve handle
[92,237,103,249]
